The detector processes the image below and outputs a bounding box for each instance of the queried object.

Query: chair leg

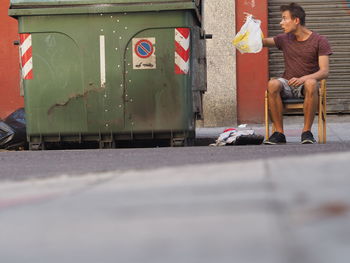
[265,91,269,140]
[318,110,323,143]
[318,81,327,144]
[323,84,327,143]
[322,109,327,144]
[318,94,325,143]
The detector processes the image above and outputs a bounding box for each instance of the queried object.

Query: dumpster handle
[202,33,212,39]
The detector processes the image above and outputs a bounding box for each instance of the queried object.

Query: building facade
[1,1,349,125]
[0,0,23,119]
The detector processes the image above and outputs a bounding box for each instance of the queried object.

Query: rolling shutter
[268,0,350,113]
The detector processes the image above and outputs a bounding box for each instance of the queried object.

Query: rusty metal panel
[268,0,350,113]
[236,0,269,124]
[0,0,24,119]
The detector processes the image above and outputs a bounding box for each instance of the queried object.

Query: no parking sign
[132,37,156,70]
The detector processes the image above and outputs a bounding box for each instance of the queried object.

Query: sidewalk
[197,115,350,144]
[0,115,350,263]
[0,150,349,263]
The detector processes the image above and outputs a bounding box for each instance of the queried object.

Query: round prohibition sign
[134,39,154,58]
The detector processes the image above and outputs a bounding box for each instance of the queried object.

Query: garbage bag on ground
[210,125,264,146]
[0,108,26,150]
[233,15,263,54]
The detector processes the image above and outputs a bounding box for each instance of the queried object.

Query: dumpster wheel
[29,142,45,151]
[99,140,116,149]
[171,138,194,147]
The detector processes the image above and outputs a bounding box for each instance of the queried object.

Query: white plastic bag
[233,15,263,54]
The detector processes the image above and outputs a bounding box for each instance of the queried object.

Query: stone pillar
[200,0,236,127]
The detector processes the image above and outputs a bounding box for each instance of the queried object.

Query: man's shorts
[277,78,304,99]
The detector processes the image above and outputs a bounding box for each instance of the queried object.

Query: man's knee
[303,79,318,95]
[304,79,318,96]
[267,79,282,94]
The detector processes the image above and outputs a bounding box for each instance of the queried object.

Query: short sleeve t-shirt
[273,32,332,80]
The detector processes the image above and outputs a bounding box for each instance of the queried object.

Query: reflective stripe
[175,28,190,75]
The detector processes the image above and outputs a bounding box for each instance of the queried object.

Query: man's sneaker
[264,132,287,145]
[301,131,316,144]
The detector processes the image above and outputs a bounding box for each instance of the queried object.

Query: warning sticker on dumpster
[132,38,156,70]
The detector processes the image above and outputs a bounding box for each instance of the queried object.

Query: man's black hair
[280,2,306,26]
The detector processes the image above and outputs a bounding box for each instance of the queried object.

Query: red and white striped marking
[175,28,190,75]
[20,33,33,80]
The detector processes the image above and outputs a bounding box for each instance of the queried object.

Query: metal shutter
[268,0,350,113]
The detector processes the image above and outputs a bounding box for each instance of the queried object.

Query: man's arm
[315,55,330,79]
[262,37,276,48]
[288,56,330,86]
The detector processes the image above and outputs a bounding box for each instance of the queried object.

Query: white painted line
[100,35,106,87]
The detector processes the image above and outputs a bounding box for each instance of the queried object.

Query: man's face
[280,11,298,33]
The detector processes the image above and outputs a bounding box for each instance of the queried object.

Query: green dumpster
[9,0,207,149]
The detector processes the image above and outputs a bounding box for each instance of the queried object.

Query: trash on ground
[233,14,264,54]
[210,125,264,146]
[0,108,26,150]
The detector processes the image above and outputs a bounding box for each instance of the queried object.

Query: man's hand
[243,12,275,48]
[243,12,254,21]
[288,76,307,87]
[288,56,329,87]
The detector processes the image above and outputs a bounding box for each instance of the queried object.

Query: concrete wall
[200,0,236,127]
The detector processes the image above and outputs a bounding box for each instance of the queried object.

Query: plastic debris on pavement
[210,125,264,146]
[0,108,26,150]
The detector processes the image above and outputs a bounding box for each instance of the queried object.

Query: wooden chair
[264,79,327,143]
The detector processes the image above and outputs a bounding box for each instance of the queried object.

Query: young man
[263,2,332,144]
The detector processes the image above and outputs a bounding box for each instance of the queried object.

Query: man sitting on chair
[263,2,332,144]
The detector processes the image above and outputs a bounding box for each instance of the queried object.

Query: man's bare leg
[267,79,284,134]
[303,79,318,132]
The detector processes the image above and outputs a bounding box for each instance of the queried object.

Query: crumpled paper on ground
[210,125,263,146]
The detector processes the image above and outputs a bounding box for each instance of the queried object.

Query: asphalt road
[2,117,350,263]
[1,148,350,263]
[1,142,350,181]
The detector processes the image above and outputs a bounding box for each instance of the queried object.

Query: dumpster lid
[9,0,201,17]
[10,0,198,7]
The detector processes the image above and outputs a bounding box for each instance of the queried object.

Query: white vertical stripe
[175,29,190,50]
[100,35,106,87]
[175,53,189,74]
[22,57,33,78]
[20,35,32,56]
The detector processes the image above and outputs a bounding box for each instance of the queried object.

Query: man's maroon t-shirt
[273,32,332,80]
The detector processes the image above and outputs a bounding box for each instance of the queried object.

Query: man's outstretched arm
[262,37,276,47]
